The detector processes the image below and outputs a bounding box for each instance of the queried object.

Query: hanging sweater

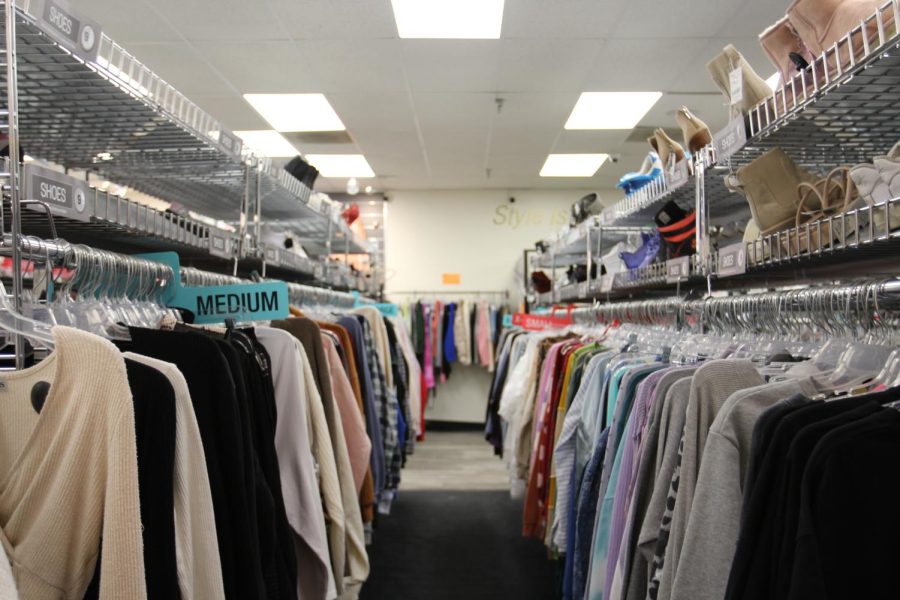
[0,326,146,600]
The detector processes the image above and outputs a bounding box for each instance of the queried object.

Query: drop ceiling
[72,0,787,194]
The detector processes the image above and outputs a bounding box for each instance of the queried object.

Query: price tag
[717,242,747,277]
[314,264,325,279]
[729,68,743,106]
[264,246,278,262]
[209,232,233,259]
[23,164,93,222]
[714,118,747,162]
[309,195,323,212]
[665,256,691,283]
[40,0,102,62]
[599,274,614,293]
[665,159,690,190]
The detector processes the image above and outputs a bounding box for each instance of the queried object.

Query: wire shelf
[733,1,900,171]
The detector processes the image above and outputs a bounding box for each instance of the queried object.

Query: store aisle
[360,430,558,600]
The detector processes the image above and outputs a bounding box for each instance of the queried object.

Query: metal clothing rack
[569,279,900,338]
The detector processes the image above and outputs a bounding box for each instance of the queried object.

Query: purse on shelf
[729,148,816,236]
[788,166,861,254]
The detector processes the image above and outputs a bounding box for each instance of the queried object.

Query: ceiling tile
[584,38,711,91]
[139,0,290,42]
[188,94,269,130]
[498,39,604,92]
[402,41,500,92]
[72,0,182,43]
[608,0,745,39]
[192,41,322,94]
[265,0,399,39]
[502,0,628,39]
[296,39,407,93]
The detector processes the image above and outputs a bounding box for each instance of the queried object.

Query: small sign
[599,273,614,293]
[172,281,289,325]
[717,242,747,277]
[264,246,278,263]
[40,0,102,62]
[209,231,233,259]
[665,256,691,283]
[442,273,461,285]
[23,164,92,222]
[729,68,743,106]
[714,118,747,162]
[665,159,690,190]
[314,264,325,279]
[217,128,243,156]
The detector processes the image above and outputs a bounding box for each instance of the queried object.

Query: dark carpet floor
[360,490,559,600]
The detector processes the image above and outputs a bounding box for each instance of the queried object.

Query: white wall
[385,188,613,422]
[384,189,613,302]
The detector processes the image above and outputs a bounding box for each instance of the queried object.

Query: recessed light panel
[391,0,505,39]
[305,154,375,178]
[243,93,346,132]
[565,92,663,130]
[540,154,608,177]
[234,130,298,157]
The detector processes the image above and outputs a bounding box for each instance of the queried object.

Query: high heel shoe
[617,152,663,195]
[706,44,774,114]
[675,107,712,154]
[654,129,686,170]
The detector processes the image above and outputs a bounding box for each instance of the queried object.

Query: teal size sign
[172,281,289,324]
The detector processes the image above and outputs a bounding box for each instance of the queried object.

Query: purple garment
[603,368,670,598]
[423,306,435,389]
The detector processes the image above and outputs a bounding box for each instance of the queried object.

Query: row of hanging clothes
[0,238,418,600]
[486,280,900,600]
[392,293,509,431]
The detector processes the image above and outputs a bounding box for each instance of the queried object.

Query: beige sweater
[0,326,146,599]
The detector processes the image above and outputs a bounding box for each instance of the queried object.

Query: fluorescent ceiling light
[564,92,662,130]
[540,154,608,177]
[305,154,375,178]
[766,72,781,91]
[391,0,504,39]
[234,130,298,157]
[243,93,346,132]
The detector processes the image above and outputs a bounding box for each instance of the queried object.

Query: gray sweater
[655,360,765,600]
[668,377,823,600]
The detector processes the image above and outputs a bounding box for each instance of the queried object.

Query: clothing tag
[729,68,743,106]
[31,381,51,413]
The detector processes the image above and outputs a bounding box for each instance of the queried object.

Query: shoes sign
[717,241,747,277]
[39,0,103,63]
[665,256,690,283]
[714,118,747,163]
[22,164,92,223]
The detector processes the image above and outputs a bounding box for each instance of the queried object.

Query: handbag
[788,166,861,254]
[730,148,816,235]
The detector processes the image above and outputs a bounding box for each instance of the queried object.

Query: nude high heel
[675,107,712,154]
[654,129,685,169]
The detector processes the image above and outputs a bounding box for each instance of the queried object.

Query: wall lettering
[492,205,569,229]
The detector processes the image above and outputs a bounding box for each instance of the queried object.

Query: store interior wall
[385,188,613,423]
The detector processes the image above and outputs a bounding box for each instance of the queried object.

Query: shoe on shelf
[706,44,774,115]
[851,140,900,233]
[759,17,815,88]
[675,107,712,154]
[620,231,661,270]
[654,129,686,170]
[616,152,663,195]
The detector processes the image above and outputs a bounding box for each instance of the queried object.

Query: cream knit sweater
[0,326,146,599]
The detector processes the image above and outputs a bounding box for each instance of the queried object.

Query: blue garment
[443,303,458,363]
[573,427,610,600]
[338,316,385,498]
[562,458,581,599]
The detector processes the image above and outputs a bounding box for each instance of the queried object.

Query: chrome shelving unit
[1,0,369,293]
[530,2,900,307]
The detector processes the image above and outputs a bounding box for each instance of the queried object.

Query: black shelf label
[23,164,92,223]
[40,0,103,62]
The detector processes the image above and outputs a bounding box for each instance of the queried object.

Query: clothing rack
[566,279,900,338]
[0,236,373,310]
[388,290,509,298]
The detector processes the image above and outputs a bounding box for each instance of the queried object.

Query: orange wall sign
[442,273,462,285]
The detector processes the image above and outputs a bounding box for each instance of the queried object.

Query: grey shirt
[668,377,823,600]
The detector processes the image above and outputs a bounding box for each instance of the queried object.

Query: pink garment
[530,343,564,467]
[423,306,435,390]
[321,334,372,494]
[477,301,493,368]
